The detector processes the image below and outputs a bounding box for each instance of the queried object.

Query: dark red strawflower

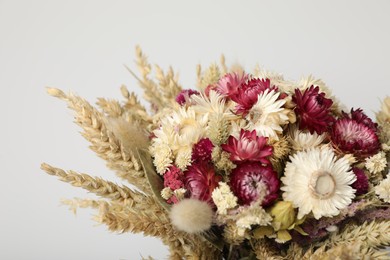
[229,162,279,206]
[184,162,222,203]
[293,86,335,134]
[163,166,185,190]
[222,129,273,165]
[192,138,214,163]
[175,89,200,106]
[331,118,380,158]
[232,78,278,115]
[351,167,369,195]
[342,108,378,131]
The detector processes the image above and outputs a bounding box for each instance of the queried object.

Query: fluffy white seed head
[169,198,213,234]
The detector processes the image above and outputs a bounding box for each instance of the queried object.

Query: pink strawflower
[175,89,200,106]
[184,162,222,203]
[293,86,335,134]
[351,167,369,195]
[192,138,214,163]
[331,118,380,158]
[232,78,278,115]
[164,166,185,190]
[215,72,248,98]
[342,108,378,131]
[221,129,273,165]
[229,162,279,206]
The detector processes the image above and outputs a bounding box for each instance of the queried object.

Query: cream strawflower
[288,127,326,151]
[151,106,208,173]
[365,152,387,174]
[191,90,236,119]
[281,147,356,219]
[375,175,390,203]
[212,182,238,215]
[245,89,289,139]
[191,90,237,144]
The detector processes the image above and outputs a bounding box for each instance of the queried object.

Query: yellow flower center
[309,171,336,199]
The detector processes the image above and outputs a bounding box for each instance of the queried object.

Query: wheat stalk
[95,199,220,259]
[129,46,181,111]
[41,163,144,202]
[46,88,150,193]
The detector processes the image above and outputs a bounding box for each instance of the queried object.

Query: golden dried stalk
[130,46,182,110]
[41,163,144,202]
[252,240,284,260]
[61,198,108,215]
[46,88,150,193]
[120,85,152,128]
[98,199,221,259]
[302,241,390,260]
[96,98,123,117]
[220,55,227,76]
[197,63,221,90]
[325,220,390,250]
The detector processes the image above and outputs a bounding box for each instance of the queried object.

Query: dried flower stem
[41,163,143,202]
[46,87,150,193]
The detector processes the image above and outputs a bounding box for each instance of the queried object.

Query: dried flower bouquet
[42,47,390,259]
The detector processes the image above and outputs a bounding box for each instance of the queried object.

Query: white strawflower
[191,90,236,120]
[151,106,208,173]
[365,152,387,174]
[288,127,326,151]
[375,175,390,203]
[212,182,238,215]
[245,90,289,139]
[281,147,356,219]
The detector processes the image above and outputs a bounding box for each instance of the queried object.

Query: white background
[1,0,389,259]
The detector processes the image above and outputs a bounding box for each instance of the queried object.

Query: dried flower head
[281,147,356,219]
[331,118,380,158]
[211,182,238,215]
[170,198,213,234]
[365,152,387,174]
[293,86,334,134]
[229,162,280,206]
[222,129,273,165]
[375,175,390,203]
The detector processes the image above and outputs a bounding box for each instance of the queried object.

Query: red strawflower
[229,162,279,206]
[163,166,185,190]
[351,167,369,195]
[293,86,335,134]
[331,118,380,158]
[342,108,378,131]
[184,162,222,203]
[192,138,214,163]
[215,72,248,99]
[232,78,278,115]
[221,129,273,165]
[175,89,200,106]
